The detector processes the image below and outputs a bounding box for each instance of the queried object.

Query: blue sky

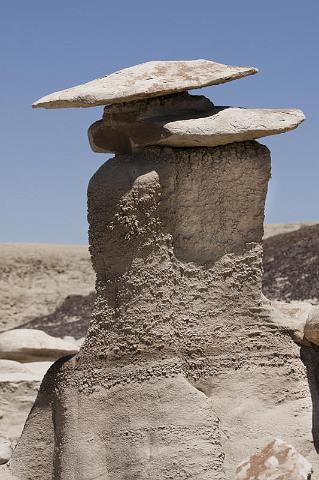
[0,1,318,244]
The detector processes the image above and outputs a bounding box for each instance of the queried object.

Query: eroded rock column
[4,59,306,480]
[10,142,268,480]
[83,142,271,364]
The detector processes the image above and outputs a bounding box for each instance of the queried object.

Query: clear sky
[0,1,318,244]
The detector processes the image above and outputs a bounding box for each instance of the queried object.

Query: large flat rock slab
[32,59,257,109]
[89,107,305,153]
[156,107,305,147]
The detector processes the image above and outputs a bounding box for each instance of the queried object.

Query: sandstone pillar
[3,59,306,479]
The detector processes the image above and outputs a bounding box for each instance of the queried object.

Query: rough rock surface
[8,142,316,479]
[102,91,215,123]
[89,92,215,153]
[32,59,257,109]
[89,94,304,153]
[1,240,319,474]
[235,439,313,480]
[0,329,78,362]
[0,243,94,333]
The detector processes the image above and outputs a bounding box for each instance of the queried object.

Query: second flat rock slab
[32,59,257,108]
[89,107,305,153]
[155,107,305,147]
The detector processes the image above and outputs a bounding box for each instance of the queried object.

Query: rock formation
[235,439,313,480]
[0,243,94,333]
[0,359,52,467]
[263,224,319,305]
[3,59,308,479]
[0,437,11,465]
[32,59,258,108]
[0,329,78,362]
[89,94,304,153]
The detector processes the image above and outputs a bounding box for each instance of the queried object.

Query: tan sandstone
[89,94,304,153]
[32,59,257,108]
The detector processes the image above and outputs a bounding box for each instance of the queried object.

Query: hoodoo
[3,60,308,479]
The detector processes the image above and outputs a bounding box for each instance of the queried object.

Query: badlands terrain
[1,222,318,341]
[0,221,318,471]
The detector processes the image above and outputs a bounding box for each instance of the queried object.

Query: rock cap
[89,100,305,154]
[32,59,258,109]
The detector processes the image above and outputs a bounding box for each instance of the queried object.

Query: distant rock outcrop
[0,243,94,333]
[263,224,319,304]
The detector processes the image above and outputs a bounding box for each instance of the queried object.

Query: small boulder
[235,438,312,480]
[0,329,78,362]
[270,300,313,346]
[0,437,11,465]
[304,306,319,346]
